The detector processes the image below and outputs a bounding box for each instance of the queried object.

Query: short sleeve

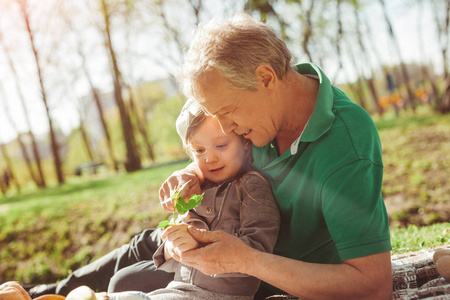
[321,159,391,261]
[238,173,281,254]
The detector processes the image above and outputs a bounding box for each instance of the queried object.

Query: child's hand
[163,239,176,261]
[159,170,202,212]
[162,224,199,257]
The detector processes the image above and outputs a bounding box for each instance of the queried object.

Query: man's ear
[255,65,277,90]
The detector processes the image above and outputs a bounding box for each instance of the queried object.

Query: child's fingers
[166,229,189,244]
[171,233,199,251]
[162,223,188,239]
[174,241,197,252]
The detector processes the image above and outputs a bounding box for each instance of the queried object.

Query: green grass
[0,161,189,284]
[375,106,450,227]
[390,223,449,255]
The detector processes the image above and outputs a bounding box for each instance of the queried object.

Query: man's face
[195,70,278,147]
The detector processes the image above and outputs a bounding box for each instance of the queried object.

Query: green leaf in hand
[171,189,182,201]
[158,193,204,228]
[157,220,171,228]
[186,193,203,210]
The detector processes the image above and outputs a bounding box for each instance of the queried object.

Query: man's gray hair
[177,13,291,98]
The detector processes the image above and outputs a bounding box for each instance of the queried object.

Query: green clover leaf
[158,190,204,229]
[157,220,171,228]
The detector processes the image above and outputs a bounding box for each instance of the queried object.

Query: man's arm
[246,248,392,300]
[180,228,392,300]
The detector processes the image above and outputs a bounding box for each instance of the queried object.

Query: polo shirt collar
[289,63,335,155]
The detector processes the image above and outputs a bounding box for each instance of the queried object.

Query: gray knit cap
[176,98,204,146]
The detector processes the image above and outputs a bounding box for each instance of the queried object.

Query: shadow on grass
[0,178,113,206]
[0,159,191,207]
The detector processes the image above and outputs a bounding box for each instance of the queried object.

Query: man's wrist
[239,245,261,275]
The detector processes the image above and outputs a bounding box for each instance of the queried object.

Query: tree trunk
[0,27,46,187]
[363,13,403,115]
[348,80,367,111]
[432,0,450,113]
[416,0,439,104]
[18,134,42,187]
[332,0,344,83]
[433,0,450,81]
[345,35,368,111]
[379,0,417,111]
[100,0,141,172]
[0,84,43,188]
[302,0,315,63]
[92,88,119,171]
[127,86,155,162]
[79,122,94,161]
[77,45,119,171]
[441,77,450,113]
[0,143,21,193]
[366,77,383,114]
[18,0,64,184]
[353,4,383,115]
[28,131,46,186]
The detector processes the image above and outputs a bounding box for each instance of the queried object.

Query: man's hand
[178,227,253,275]
[0,282,32,300]
[162,224,200,260]
[159,168,202,212]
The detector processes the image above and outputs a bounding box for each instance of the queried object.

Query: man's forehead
[195,69,236,115]
[198,100,220,116]
[198,98,235,116]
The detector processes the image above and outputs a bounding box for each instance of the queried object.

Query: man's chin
[250,137,270,148]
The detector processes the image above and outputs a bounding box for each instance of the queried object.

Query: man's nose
[216,114,236,134]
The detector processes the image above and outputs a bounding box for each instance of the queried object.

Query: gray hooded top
[153,172,281,297]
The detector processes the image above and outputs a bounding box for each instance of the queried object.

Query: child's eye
[195,148,206,154]
[216,143,228,149]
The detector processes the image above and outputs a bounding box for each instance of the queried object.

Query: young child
[65,99,281,300]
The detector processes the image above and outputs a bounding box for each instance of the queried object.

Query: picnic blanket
[392,245,450,300]
[266,245,450,300]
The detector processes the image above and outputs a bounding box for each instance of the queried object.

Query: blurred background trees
[0,0,449,191]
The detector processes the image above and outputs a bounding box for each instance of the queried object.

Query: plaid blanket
[392,245,450,300]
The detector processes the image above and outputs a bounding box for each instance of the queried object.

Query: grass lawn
[0,161,189,284]
[1,107,449,285]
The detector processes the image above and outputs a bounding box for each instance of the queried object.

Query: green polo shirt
[252,63,391,269]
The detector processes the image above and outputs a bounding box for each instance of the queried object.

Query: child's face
[189,116,249,184]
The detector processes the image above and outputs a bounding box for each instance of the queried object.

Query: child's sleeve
[237,173,281,254]
[152,241,178,273]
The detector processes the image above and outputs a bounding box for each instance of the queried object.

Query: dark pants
[55,228,174,295]
[35,228,274,299]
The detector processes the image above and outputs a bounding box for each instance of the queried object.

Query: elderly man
[159,13,392,300]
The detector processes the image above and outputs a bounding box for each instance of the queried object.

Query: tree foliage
[0,0,449,190]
